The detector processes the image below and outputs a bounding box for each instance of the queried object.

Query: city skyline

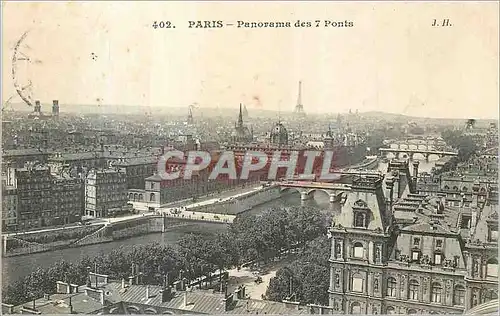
[2,1,498,119]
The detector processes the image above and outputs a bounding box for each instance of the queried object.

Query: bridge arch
[304,188,332,199]
[280,187,303,195]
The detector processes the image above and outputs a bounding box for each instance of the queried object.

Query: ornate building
[328,159,498,314]
[269,122,289,146]
[231,104,253,144]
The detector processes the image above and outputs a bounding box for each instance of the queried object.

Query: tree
[286,206,326,251]
[265,236,331,306]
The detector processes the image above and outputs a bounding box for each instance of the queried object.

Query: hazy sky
[2,1,499,119]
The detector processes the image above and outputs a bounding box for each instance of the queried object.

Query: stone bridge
[379,148,458,161]
[384,138,447,151]
[278,181,352,202]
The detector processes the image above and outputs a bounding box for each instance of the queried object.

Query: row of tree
[2,206,328,306]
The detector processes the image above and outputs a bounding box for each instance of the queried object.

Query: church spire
[238,103,244,127]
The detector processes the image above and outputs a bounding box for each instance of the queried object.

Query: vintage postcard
[1,1,499,315]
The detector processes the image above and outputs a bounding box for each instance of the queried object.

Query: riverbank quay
[1,184,278,257]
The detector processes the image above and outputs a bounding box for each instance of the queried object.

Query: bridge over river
[379,147,458,161]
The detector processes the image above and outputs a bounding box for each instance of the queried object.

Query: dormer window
[413,238,420,247]
[353,200,370,228]
[354,212,367,228]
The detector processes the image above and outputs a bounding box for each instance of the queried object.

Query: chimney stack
[161,287,172,303]
[183,292,188,306]
[386,179,394,210]
[145,285,150,299]
[121,279,125,289]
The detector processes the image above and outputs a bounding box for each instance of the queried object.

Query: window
[489,227,498,242]
[486,258,498,277]
[334,243,342,258]
[413,238,420,246]
[436,240,443,248]
[408,280,419,300]
[386,306,396,314]
[351,274,363,292]
[461,216,471,229]
[353,242,364,258]
[434,253,442,265]
[354,212,366,228]
[412,250,420,261]
[150,182,154,190]
[150,193,155,202]
[408,309,417,314]
[453,285,465,305]
[431,283,442,303]
[386,277,397,297]
[485,289,498,301]
[351,302,361,314]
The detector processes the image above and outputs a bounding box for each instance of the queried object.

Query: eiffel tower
[294,81,306,116]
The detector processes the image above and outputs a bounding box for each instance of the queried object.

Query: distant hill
[4,102,496,123]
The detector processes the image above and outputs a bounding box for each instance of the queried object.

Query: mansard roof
[401,221,454,235]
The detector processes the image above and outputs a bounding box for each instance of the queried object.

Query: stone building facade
[328,160,498,314]
[85,169,128,218]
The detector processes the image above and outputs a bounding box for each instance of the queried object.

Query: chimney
[183,292,188,306]
[386,179,394,210]
[145,285,150,299]
[412,161,419,178]
[223,293,234,312]
[43,294,50,300]
[161,287,172,303]
[436,193,446,214]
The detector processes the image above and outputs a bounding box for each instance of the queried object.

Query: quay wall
[185,185,281,215]
[2,215,224,257]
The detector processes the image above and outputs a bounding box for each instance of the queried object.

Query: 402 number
[152,21,174,29]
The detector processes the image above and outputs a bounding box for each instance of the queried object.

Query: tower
[52,100,59,117]
[187,106,194,124]
[238,103,244,127]
[294,81,305,116]
[34,100,41,114]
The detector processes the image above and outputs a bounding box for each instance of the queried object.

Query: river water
[1,159,436,285]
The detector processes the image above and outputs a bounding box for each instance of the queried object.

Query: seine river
[1,159,436,285]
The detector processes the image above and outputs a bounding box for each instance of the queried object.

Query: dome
[269,122,288,145]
